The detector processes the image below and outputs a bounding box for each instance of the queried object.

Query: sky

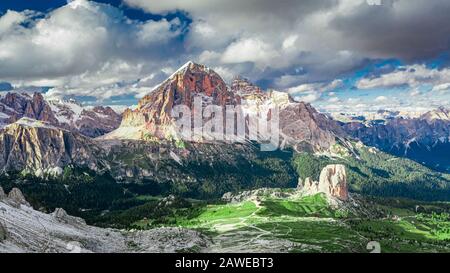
[0,0,449,113]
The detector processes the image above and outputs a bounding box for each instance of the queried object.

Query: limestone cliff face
[279,102,345,151]
[119,61,237,138]
[0,93,58,124]
[319,165,348,201]
[0,118,103,174]
[108,62,345,152]
[0,93,121,138]
[302,164,349,201]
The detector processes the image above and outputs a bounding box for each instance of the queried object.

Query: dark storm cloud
[330,0,450,60]
[0,0,449,107]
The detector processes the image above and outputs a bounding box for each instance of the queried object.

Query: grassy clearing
[259,194,336,218]
[195,201,258,222]
[99,191,450,253]
[149,194,450,253]
[348,216,450,252]
[255,220,365,253]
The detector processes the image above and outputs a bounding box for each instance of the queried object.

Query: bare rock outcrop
[0,92,121,138]
[0,189,211,253]
[319,165,348,200]
[231,76,263,95]
[52,208,86,226]
[7,188,31,207]
[222,188,289,204]
[0,119,103,174]
[302,164,349,201]
[0,92,58,124]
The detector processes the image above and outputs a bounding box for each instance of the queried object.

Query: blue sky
[0,0,449,113]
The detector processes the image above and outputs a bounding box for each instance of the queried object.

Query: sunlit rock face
[116,61,238,139]
[106,62,345,152]
[0,118,103,175]
[302,164,349,201]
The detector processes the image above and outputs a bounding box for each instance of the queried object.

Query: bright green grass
[135,195,162,202]
[133,201,260,229]
[195,201,258,221]
[255,220,365,253]
[259,194,336,218]
[130,193,450,253]
[349,218,450,253]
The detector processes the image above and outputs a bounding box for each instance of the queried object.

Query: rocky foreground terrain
[0,187,210,253]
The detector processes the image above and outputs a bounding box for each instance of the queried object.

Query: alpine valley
[0,62,449,253]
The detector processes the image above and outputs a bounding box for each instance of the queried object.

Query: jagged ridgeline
[0,62,449,217]
[343,107,450,173]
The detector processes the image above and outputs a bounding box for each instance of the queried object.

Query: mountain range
[343,107,450,172]
[1,62,450,253]
[0,92,121,138]
[0,61,448,198]
[104,61,345,152]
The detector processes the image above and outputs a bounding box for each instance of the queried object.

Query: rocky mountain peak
[231,76,263,95]
[421,107,450,121]
[137,61,233,109]
[0,92,121,138]
[343,107,450,172]
[25,93,59,123]
[106,62,344,152]
[0,92,58,124]
[117,61,237,138]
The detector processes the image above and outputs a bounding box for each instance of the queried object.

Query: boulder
[7,188,31,207]
[52,208,86,226]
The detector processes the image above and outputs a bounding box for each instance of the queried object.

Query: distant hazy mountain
[343,107,450,172]
[0,92,121,138]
